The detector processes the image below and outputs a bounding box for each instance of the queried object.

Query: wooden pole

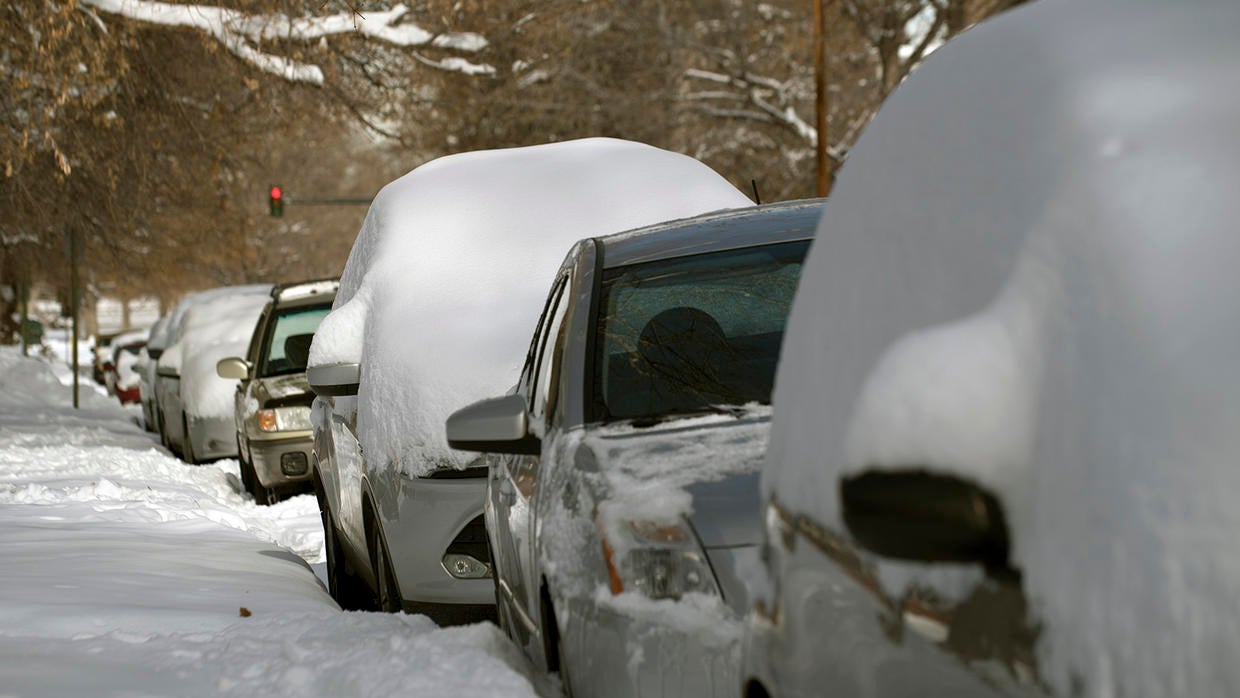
[19,281,28,357]
[814,0,833,196]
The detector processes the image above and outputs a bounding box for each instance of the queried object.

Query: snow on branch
[685,68,817,146]
[81,0,490,85]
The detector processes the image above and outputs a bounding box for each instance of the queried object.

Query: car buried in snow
[741,1,1240,697]
[445,199,821,696]
[217,278,338,505]
[306,137,754,620]
[155,285,271,463]
[138,315,171,433]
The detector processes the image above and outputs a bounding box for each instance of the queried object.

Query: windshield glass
[260,304,332,377]
[591,239,810,422]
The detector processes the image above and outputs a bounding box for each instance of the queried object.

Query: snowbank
[0,347,544,697]
[765,0,1240,694]
[311,137,753,476]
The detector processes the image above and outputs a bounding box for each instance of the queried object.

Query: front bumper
[247,430,314,488]
[186,415,239,461]
[558,592,743,697]
[382,474,494,607]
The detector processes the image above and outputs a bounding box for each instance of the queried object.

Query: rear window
[591,239,810,422]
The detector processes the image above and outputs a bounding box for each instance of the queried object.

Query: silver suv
[217,279,338,504]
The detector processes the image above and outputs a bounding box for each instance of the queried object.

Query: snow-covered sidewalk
[0,348,541,697]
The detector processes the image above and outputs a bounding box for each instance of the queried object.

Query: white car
[743,1,1240,697]
[307,137,753,619]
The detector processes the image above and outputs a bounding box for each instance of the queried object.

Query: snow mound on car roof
[178,289,271,420]
[765,0,1240,695]
[310,137,752,476]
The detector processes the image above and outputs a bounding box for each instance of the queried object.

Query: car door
[492,273,571,643]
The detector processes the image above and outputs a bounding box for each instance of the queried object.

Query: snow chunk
[311,137,752,477]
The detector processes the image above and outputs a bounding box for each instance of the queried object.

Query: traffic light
[269,186,284,217]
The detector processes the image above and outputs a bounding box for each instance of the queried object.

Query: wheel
[372,524,403,613]
[159,410,170,449]
[182,415,197,464]
[318,491,374,610]
[237,440,255,494]
[542,590,573,697]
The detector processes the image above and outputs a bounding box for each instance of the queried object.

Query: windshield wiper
[627,403,750,428]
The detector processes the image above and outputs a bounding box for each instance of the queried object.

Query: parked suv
[217,279,338,505]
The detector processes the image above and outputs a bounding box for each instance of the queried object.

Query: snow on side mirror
[446,394,540,455]
[306,363,360,397]
[840,470,1011,573]
[215,357,251,380]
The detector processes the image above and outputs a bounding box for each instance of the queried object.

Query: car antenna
[751,179,762,204]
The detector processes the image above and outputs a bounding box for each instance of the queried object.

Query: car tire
[542,591,573,698]
[237,439,254,494]
[182,415,197,464]
[319,491,374,611]
[159,410,170,450]
[372,523,402,614]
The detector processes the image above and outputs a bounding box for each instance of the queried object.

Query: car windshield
[591,239,811,422]
[260,304,332,377]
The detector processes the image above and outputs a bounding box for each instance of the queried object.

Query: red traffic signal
[269,186,284,217]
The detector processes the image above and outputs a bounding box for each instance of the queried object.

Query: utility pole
[814,0,834,196]
[19,280,29,357]
[69,228,80,409]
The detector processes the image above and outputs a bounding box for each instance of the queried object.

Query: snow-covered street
[0,348,542,697]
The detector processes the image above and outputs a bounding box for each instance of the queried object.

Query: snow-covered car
[155,285,270,462]
[742,2,1240,697]
[138,316,171,432]
[217,278,338,505]
[446,200,819,695]
[307,137,753,618]
[104,329,148,404]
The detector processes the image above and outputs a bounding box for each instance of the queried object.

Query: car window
[531,277,570,425]
[592,239,810,421]
[259,304,332,377]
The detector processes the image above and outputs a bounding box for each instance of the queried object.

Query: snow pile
[175,287,271,419]
[765,0,1240,694]
[311,137,753,476]
[0,347,543,696]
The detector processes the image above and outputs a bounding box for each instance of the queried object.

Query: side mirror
[840,470,1011,571]
[216,357,251,380]
[147,347,164,360]
[307,362,361,397]
[446,394,541,455]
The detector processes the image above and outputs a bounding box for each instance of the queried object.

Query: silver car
[155,285,271,462]
[743,1,1240,697]
[217,279,338,504]
[446,200,821,696]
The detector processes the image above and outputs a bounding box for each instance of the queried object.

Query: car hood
[582,408,770,549]
[253,373,314,408]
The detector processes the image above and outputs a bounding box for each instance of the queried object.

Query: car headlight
[256,406,312,432]
[598,517,719,600]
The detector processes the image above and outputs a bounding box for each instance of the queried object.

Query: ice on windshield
[594,240,809,421]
